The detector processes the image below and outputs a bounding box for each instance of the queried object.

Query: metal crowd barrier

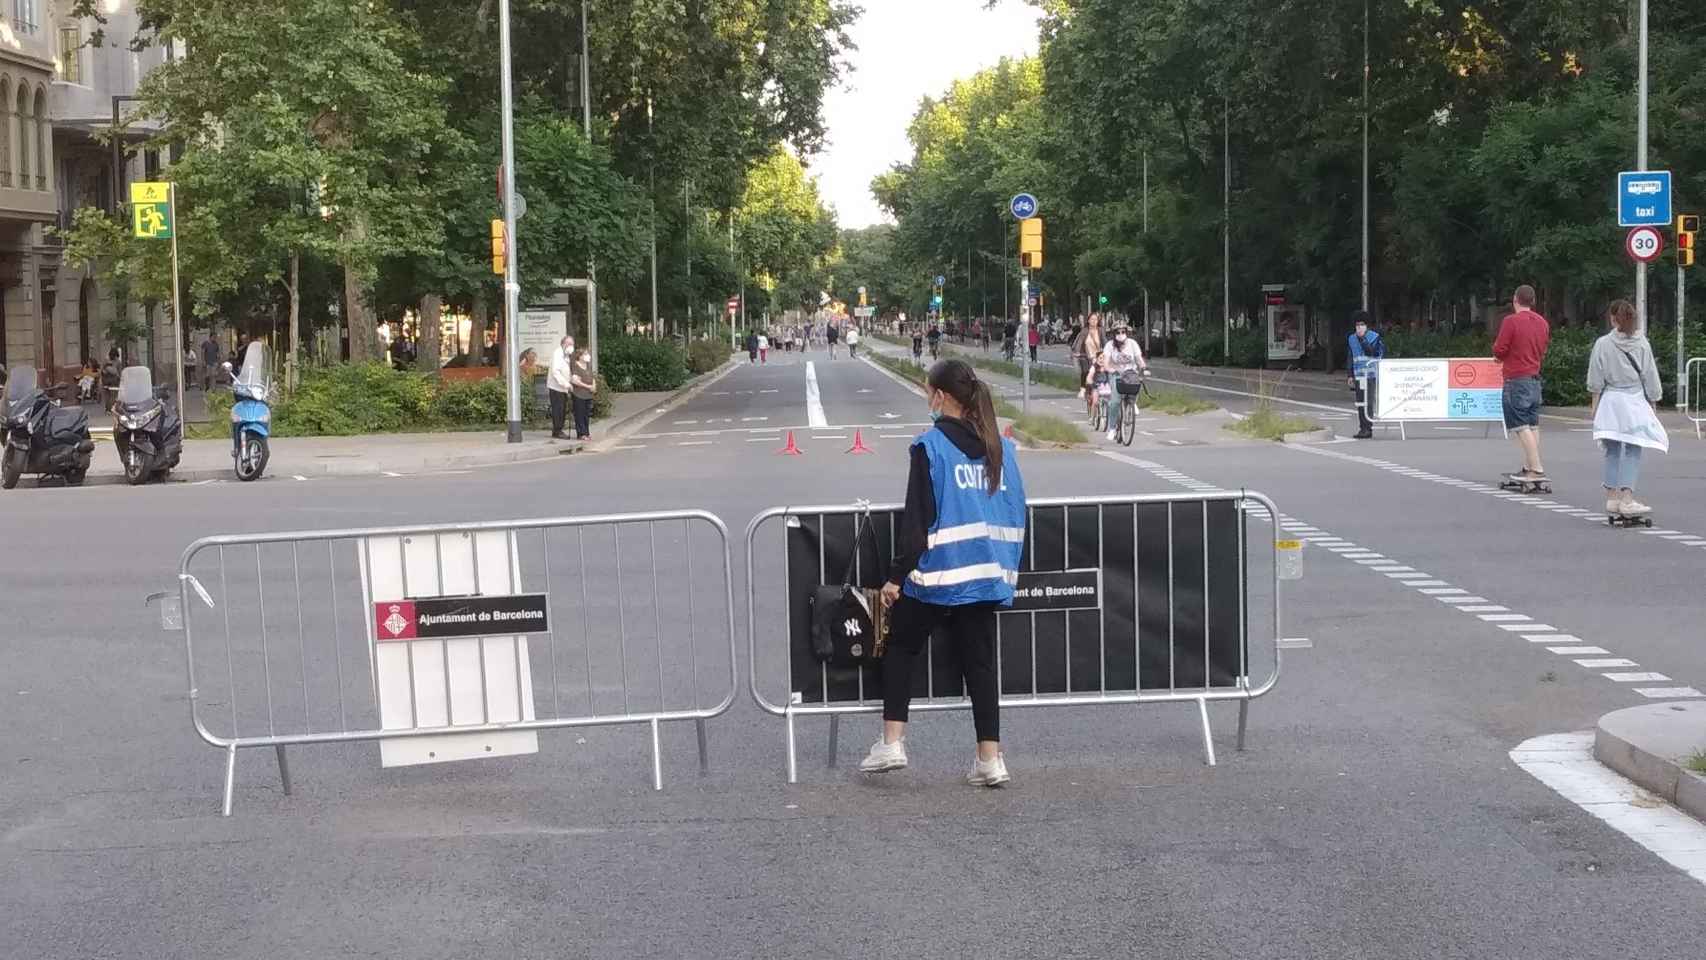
[745,491,1284,782]
[1687,357,1705,439]
[166,511,737,815]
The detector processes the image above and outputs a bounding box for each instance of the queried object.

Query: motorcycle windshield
[234,343,269,401]
[5,365,36,402]
[117,366,155,405]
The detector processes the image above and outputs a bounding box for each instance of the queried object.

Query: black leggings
[882,594,1002,742]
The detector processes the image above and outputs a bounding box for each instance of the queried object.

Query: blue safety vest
[903,427,1028,606]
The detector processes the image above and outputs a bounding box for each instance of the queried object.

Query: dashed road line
[1101,449,1701,701]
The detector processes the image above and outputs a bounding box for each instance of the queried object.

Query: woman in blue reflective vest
[861,359,1027,787]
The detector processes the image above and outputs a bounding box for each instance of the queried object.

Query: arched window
[15,84,29,191]
[0,77,12,188]
[33,87,47,191]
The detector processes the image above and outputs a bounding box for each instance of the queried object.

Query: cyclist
[927,323,942,360]
[1002,318,1018,362]
[1073,313,1104,421]
[911,326,925,365]
[1101,323,1149,442]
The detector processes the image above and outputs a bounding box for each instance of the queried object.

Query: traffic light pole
[1680,260,1687,411]
[499,0,523,442]
[1021,271,1031,413]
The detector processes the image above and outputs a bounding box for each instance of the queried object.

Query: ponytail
[927,359,1004,494]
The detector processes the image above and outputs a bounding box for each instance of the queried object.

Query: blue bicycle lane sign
[1010,193,1038,219]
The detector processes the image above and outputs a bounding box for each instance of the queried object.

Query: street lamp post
[498,0,523,442]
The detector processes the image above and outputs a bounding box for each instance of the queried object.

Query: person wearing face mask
[547,335,576,440]
[569,343,597,441]
[1099,324,1149,441]
[861,359,1028,788]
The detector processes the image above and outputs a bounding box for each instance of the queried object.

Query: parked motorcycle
[2,365,95,489]
[230,342,271,481]
[111,366,183,485]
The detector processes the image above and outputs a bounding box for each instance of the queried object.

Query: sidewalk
[74,389,674,485]
[1596,700,1706,823]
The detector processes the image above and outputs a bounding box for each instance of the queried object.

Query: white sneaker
[1621,499,1653,516]
[1606,499,1622,516]
[1106,428,1117,441]
[967,753,1011,788]
[859,738,907,773]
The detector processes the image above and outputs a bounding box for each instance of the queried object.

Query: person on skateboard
[1494,285,1551,485]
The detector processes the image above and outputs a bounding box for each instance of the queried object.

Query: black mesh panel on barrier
[784,499,1247,705]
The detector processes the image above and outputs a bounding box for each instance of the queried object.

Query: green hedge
[1177,325,1265,368]
[687,340,732,375]
[206,364,542,437]
[599,336,689,391]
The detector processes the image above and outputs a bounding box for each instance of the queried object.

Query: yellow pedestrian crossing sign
[131,182,173,239]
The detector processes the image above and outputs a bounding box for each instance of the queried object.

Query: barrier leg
[785,705,799,784]
[274,745,293,796]
[220,743,238,818]
[1196,697,1217,767]
[650,718,664,791]
[1236,700,1249,753]
[695,718,710,777]
[826,714,840,769]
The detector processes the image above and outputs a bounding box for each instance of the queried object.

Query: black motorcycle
[111,366,183,485]
[2,365,95,489]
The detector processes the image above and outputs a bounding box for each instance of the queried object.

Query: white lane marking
[678,441,714,447]
[1574,659,1638,668]
[812,435,848,441]
[804,362,829,428]
[761,389,779,394]
[675,420,699,424]
[742,416,769,422]
[1103,451,1698,700]
[1512,732,1706,887]
[609,445,646,451]
[292,475,308,481]
[382,471,403,477]
[1276,637,1313,649]
[1458,605,1509,612]
[880,434,912,439]
[746,437,772,443]
[1405,579,1449,587]
[1604,672,1671,682]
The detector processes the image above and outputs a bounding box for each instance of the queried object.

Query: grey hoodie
[1586,331,1661,401]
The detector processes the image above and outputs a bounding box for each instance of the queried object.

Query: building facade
[0,1,170,384]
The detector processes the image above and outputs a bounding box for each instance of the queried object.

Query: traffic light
[1019,217,1044,271]
[1098,294,1108,306]
[1679,214,1698,268]
[490,219,506,275]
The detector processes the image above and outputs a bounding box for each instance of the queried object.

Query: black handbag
[808,509,890,665]
[1116,369,1147,396]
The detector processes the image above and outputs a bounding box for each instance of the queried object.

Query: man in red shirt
[1493,284,1551,481]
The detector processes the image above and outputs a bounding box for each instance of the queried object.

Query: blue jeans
[1601,440,1643,490]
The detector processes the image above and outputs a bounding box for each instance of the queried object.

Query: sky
[808,0,1042,229]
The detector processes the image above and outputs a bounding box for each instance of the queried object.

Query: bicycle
[1114,373,1150,446]
[1088,376,1112,432]
[1002,337,1017,363]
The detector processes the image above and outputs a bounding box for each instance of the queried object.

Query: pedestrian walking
[1346,311,1385,439]
[570,342,597,441]
[547,335,575,440]
[861,358,1027,788]
[1588,299,1667,519]
[746,331,759,364]
[546,335,576,440]
[1027,320,1040,362]
[845,325,860,359]
[826,323,840,359]
[1494,284,1551,483]
[758,331,770,363]
[200,334,220,391]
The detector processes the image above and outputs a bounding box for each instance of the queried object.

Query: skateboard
[1607,513,1654,528]
[1498,473,1552,494]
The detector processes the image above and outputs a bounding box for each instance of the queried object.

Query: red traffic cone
[846,429,874,455]
[777,430,803,456]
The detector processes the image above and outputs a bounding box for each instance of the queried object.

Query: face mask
[1115,334,1127,344]
[928,392,944,421]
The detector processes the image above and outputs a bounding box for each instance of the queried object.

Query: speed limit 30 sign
[1626,225,1664,263]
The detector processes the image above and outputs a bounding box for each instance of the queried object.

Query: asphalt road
[2,347,1703,959]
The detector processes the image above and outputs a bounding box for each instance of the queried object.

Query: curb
[1594,700,1706,823]
[586,356,742,454]
[1282,427,1336,444]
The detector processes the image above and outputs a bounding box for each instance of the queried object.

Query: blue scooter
[230,342,271,481]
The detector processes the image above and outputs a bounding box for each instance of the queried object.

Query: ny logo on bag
[843,618,863,637]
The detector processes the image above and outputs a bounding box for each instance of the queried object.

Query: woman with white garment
[1587,299,1667,520]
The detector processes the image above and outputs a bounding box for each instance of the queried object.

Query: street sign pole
[498,0,523,442]
[168,184,185,420]
[1680,258,1687,411]
[1636,0,1648,334]
[1021,272,1031,413]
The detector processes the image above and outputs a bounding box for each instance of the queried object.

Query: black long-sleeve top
[890,417,987,586]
